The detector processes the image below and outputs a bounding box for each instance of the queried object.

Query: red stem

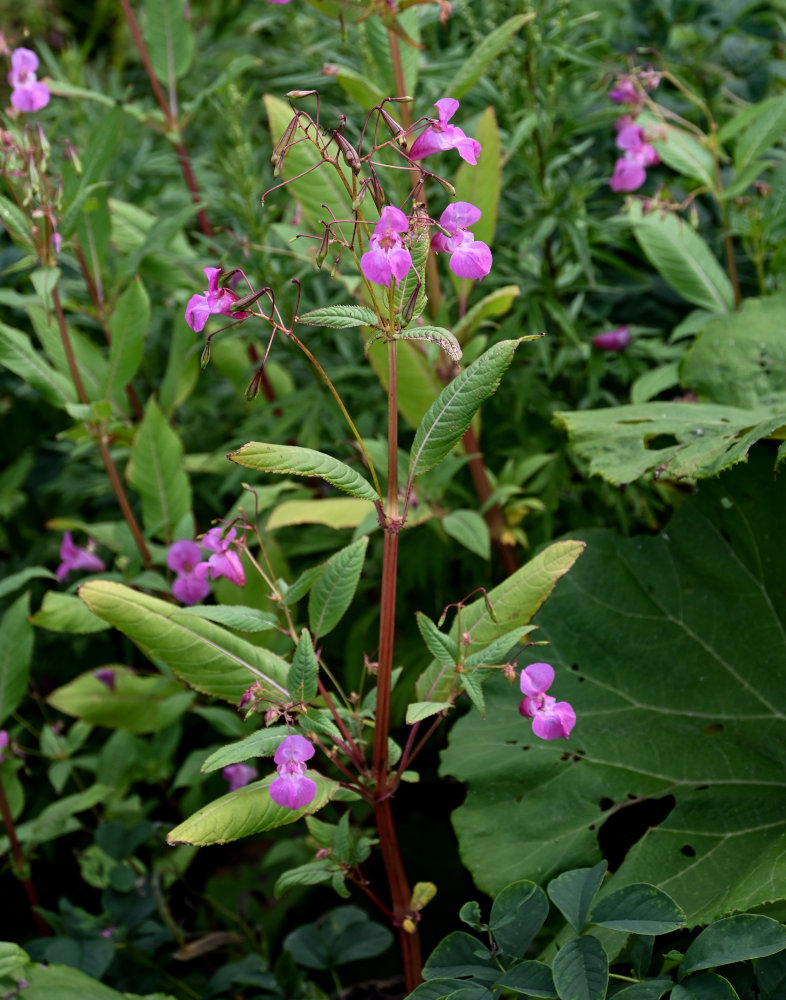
[0,774,50,936]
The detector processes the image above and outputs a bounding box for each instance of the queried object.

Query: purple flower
[56,532,105,581]
[185,267,248,333]
[592,326,631,351]
[223,763,259,791]
[431,202,492,280]
[201,527,245,587]
[610,123,659,192]
[609,75,640,106]
[0,730,8,763]
[360,206,412,288]
[518,663,575,740]
[269,734,316,809]
[167,539,211,605]
[409,98,481,165]
[8,48,50,113]
[610,157,646,192]
[93,668,116,691]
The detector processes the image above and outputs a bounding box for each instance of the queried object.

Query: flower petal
[185,293,211,332]
[270,771,317,809]
[449,238,492,280]
[532,700,576,740]
[274,734,315,765]
[167,539,202,573]
[520,662,555,696]
[434,98,460,125]
[440,201,482,233]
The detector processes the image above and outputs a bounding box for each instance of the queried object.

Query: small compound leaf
[552,936,609,1000]
[591,883,686,935]
[547,861,607,935]
[680,914,786,977]
[489,880,549,959]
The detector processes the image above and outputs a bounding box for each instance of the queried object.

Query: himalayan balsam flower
[592,326,631,351]
[269,734,316,810]
[409,98,481,165]
[431,202,492,280]
[360,206,412,288]
[0,730,8,763]
[185,267,248,333]
[223,763,258,791]
[610,122,659,193]
[608,75,640,106]
[519,663,575,740]
[8,48,50,112]
[201,526,245,587]
[56,532,105,581]
[167,539,211,605]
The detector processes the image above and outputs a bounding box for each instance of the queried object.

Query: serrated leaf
[103,279,149,401]
[201,725,292,772]
[445,14,534,100]
[290,629,319,702]
[398,326,462,363]
[298,305,379,329]
[309,536,368,638]
[406,701,453,724]
[416,612,460,665]
[547,862,607,935]
[143,0,194,86]
[463,625,536,670]
[409,340,519,479]
[443,509,490,560]
[283,564,326,606]
[167,772,339,845]
[0,592,33,726]
[31,592,110,634]
[0,320,77,407]
[591,883,686,934]
[173,605,278,632]
[127,398,191,540]
[552,936,608,1000]
[78,581,290,704]
[642,118,716,189]
[274,860,335,896]
[0,195,33,243]
[731,94,786,174]
[461,670,486,717]
[230,442,379,500]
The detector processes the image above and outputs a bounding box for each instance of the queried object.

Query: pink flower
[8,48,50,112]
[609,75,640,106]
[360,206,412,287]
[56,532,105,581]
[270,734,317,809]
[0,730,8,763]
[518,663,575,740]
[167,539,211,605]
[185,267,248,333]
[431,202,492,280]
[201,527,245,587]
[616,124,659,167]
[223,763,259,790]
[592,326,631,351]
[610,157,646,192]
[93,668,116,691]
[409,98,481,165]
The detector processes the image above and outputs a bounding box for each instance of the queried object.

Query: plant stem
[0,774,49,936]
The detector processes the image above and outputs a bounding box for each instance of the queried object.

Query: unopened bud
[333,132,362,174]
[286,89,317,99]
[402,279,421,326]
[503,663,517,683]
[431,174,457,197]
[378,106,407,146]
[370,173,386,213]
[200,342,211,369]
[264,708,280,726]
[315,227,330,269]
[351,185,367,211]
[271,114,300,177]
[245,366,266,401]
[315,847,332,859]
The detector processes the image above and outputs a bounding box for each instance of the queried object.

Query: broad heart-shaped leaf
[440,458,786,924]
[547,862,607,935]
[590,883,686,935]
[78,581,290,704]
[309,536,368,639]
[298,305,378,329]
[289,629,319,702]
[489,880,549,959]
[408,340,520,480]
[422,932,498,982]
[626,202,734,313]
[552,936,608,1000]
[230,443,379,501]
[680,914,786,977]
[46,668,194,733]
[102,278,149,403]
[166,772,339,845]
[494,961,556,998]
[554,401,786,485]
[416,539,584,701]
[680,292,786,409]
[0,592,32,727]
[201,725,291,773]
[126,398,191,541]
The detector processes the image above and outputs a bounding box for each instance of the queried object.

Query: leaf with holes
[441,457,786,924]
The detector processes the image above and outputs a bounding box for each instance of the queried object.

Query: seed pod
[271,114,299,176]
[200,342,211,370]
[315,227,331,269]
[377,106,406,146]
[333,131,362,175]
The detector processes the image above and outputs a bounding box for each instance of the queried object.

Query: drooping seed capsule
[200,342,211,370]
[271,114,300,177]
[377,106,407,146]
[315,227,331,269]
[333,131,362,175]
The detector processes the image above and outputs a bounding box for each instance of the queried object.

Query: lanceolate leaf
[0,321,77,408]
[143,0,194,86]
[445,13,535,99]
[0,592,33,726]
[290,629,319,702]
[79,581,290,704]
[309,536,369,638]
[298,305,378,329]
[416,612,460,665]
[408,340,520,480]
[102,279,149,402]
[230,442,379,501]
[397,326,462,363]
[167,772,339,845]
[405,701,453,725]
[201,725,291,773]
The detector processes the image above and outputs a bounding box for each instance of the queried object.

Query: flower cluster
[56,532,105,581]
[7,47,50,113]
[432,202,492,280]
[518,663,575,740]
[608,69,662,193]
[167,526,245,605]
[269,734,316,809]
[185,267,248,333]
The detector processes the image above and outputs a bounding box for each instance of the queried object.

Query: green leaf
[731,94,786,174]
[266,497,375,531]
[0,568,55,601]
[445,14,535,99]
[0,320,77,407]
[102,279,149,402]
[554,401,786,485]
[422,932,498,982]
[298,305,378,329]
[0,195,33,243]
[591,883,686,934]
[30,267,60,310]
[552,936,608,1000]
[416,612,460,664]
[274,860,335,896]
[643,119,716,189]
[408,340,519,479]
[398,326,462,363]
[47,668,194,733]
[0,784,113,853]
[367,337,443,430]
[201,726,291,772]
[489,880,549,959]
[547,862,607,935]
[127,398,191,540]
[443,509,491,560]
[463,625,536,669]
[143,0,194,85]
[672,972,740,1000]
[452,285,520,346]
[8,956,178,999]
[681,914,786,977]
[173,605,278,632]
[230,442,379,500]
[308,536,368,639]
[612,980,673,1000]
[405,980,493,1000]
[290,629,319,702]
[284,906,393,969]
[494,962,557,998]
[166,772,339,845]
[79,581,290,704]
[461,670,486,717]
[328,64,387,111]
[627,202,734,313]
[365,8,420,97]
[406,701,453,724]
[61,106,123,238]
[283,564,326,606]
[0,592,33,727]
[31,592,110,634]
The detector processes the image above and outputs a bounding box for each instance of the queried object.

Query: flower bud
[271,114,299,177]
[333,131,362,174]
[286,90,317,99]
[315,227,331,269]
[245,367,266,401]
[592,326,631,352]
[351,185,367,211]
[377,106,407,146]
[200,341,211,369]
[401,279,421,326]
